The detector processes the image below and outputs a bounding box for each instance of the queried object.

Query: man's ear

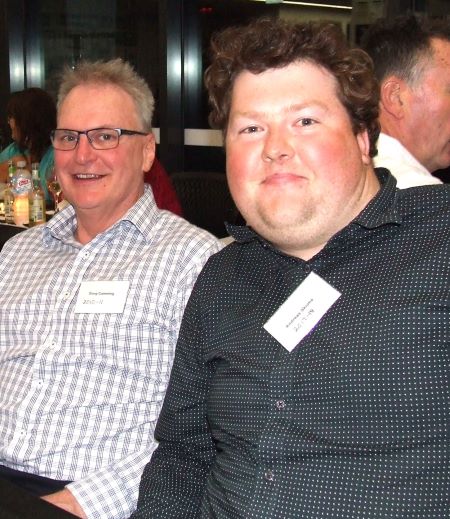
[142,133,156,172]
[356,129,371,166]
[380,76,406,119]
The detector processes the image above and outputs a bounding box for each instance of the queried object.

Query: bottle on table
[12,160,32,226]
[29,162,46,226]
[4,160,15,224]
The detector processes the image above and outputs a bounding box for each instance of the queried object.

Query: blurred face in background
[401,38,450,172]
[8,116,19,142]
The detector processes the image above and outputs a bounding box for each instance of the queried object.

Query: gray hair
[361,15,450,88]
[57,58,155,131]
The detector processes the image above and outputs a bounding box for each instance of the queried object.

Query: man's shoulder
[0,224,45,264]
[192,237,255,285]
[394,183,450,227]
[140,210,223,262]
[156,210,221,242]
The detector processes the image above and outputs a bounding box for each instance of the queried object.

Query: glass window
[34,0,160,124]
[184,0,353,130]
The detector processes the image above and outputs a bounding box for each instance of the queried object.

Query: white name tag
[75,280,130,314]
[263,272,341,352]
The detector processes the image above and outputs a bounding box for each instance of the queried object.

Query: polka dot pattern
[133,170,450,518]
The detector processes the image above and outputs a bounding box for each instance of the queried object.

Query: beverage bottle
[29,162,46,226]
[12,160,32,226]
[3,160,15,224]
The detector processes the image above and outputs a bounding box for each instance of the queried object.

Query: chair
[0,224,26,251]
[170,171,240,238]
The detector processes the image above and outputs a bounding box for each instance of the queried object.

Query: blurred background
[0,0,448,176]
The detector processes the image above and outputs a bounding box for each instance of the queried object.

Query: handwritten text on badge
[75,280,130,314]
[264,272,341,352]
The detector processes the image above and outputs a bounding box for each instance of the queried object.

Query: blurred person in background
[143,157,183,216]
[0,87,56,199]
[361,15,450,188]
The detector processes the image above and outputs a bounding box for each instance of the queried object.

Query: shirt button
[264,469,274,482]
[304,264,311,274]
[275,399,286,410]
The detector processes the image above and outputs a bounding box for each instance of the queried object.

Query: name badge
[264,272,341,352]
[75,280,130,314]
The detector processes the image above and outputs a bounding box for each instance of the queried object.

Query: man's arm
[60,444,159,518]
[131,280,217,519]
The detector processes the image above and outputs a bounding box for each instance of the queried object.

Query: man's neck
[379,119,430,172]
[75,209,125,245]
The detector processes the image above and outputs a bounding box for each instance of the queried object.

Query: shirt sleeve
[67,443,158,519]
[131,268,217,519]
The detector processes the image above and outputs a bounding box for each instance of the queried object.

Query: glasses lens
[52,130,79,150]
[87,129,120,150]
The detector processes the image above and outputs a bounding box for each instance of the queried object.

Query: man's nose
[262,128,294,162]
[74,134,97,163]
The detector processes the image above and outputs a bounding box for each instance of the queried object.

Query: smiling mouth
[263,172,305,184]
[75,174,103,179]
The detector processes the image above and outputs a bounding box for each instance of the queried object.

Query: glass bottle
[4,160,16,224]
[29,162,46,226]
[12,160,32,226]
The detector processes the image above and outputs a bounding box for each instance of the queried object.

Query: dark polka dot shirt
[133,169,450,519]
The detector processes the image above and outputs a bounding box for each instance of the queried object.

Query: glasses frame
[51,127,149,151]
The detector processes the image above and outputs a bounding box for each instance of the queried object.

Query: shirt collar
[43,185,159,246]
[377,133,431,174]
[228,168,402,245]
[353,167,402,229]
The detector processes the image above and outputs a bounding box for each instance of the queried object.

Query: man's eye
[240,126,260,134]
[61,133,77,142]
[98,132,115,141]
[299,118,315,126]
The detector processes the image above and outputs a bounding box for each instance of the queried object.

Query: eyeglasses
[51,127,149,151]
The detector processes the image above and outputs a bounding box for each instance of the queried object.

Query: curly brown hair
[7,87,56,162]
[204,18,380,157]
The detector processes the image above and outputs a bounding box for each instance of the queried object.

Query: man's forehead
[58,83,139,124]
[233,61,334,89]
[229,62,341,115]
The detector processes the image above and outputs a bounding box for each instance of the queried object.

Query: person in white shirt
[361,15,450,189]
[0,58,221,519]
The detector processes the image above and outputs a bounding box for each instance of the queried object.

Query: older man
[0,59,221,518]
[362,15,450,188]
[132,18,450,519]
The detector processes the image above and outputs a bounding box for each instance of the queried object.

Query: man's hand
[41,488,87,518]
